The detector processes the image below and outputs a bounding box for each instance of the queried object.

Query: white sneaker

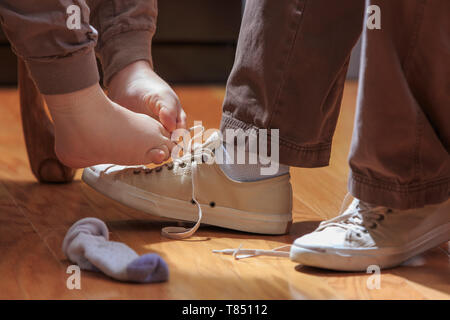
[290,198,450,271]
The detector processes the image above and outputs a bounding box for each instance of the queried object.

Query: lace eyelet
[209,201,216,208]
[191,199,196,205]
[369,223,377,229]
[167,163,174,170]
[133,169,141,174]
[155,166,163,172]
[179,162,187,168]
[144,168,152,174]
[356,233,361,237]
[377,215,384,221]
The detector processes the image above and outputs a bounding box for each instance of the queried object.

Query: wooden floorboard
[0,83,448,299]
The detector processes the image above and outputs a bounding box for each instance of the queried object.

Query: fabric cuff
[97,30,153,88]
[220,113,332,168]
[26,49,100,95]
[348,171,450,210]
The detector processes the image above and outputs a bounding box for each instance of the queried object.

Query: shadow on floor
[293,246,450,296]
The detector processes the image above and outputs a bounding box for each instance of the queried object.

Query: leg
[18,58,76,183]
[291,0,450,271]
[348,0,450,209]
[89,0,187,132]
[221,0,365,167]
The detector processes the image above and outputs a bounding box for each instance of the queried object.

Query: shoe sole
[290,223,450,271]
[82,167,292,235]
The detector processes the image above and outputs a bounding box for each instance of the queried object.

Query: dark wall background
[0,28,17,85]
[152,0,242,83]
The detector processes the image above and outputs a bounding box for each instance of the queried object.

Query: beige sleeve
[88,0,158,87]
[0,1,100,95]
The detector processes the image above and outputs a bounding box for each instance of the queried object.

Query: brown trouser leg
[221,0,365,167]
[221,0,449,209]
[348,0,450,209]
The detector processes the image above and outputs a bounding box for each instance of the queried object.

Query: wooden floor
[0,82,448,300]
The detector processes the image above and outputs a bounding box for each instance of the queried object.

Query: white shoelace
[213,244,291,260]
[160,125,215,240]
[317,197,389,234]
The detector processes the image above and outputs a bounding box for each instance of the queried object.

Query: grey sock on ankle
[218,144,289,182]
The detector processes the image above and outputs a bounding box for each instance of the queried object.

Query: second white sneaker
[290,198,450,271]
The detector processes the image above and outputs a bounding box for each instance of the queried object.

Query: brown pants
[0,0,157,94]
[221,0,450,209]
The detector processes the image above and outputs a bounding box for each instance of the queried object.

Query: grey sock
[62,218,168,283]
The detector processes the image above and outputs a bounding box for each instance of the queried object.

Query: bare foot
[108,60,187,132]
[44,84,174,168]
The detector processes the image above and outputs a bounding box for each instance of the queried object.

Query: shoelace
[213,244,291,260]
[213,195,392,260]
[160,125,215,240]
[317,198,390,234]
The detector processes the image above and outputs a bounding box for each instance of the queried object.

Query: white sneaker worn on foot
[82,128,292,239]
[289,198,450,271]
